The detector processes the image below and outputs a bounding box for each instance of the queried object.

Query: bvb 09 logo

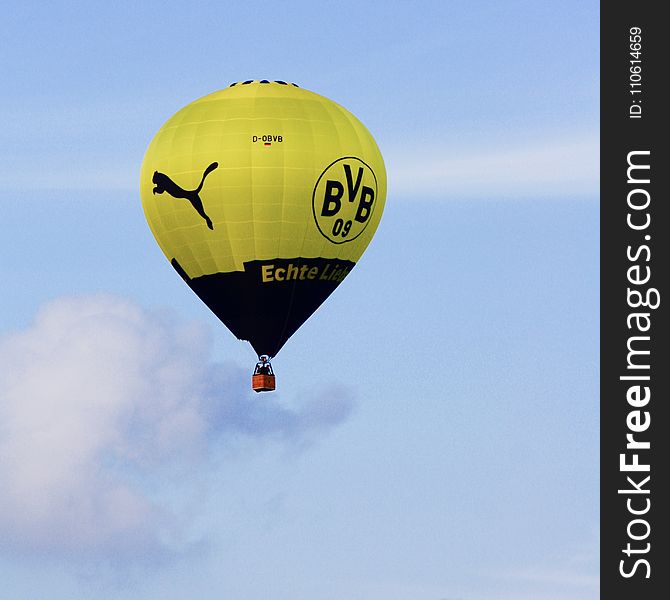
[312,157,378,244]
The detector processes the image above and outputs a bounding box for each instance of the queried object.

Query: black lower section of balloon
[171,257,356,357]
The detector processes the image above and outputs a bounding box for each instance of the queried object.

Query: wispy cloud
[387,134,599,200]
[0,108,597,199]
[497,565,599,590]
[0,295,354,563]
[484,541,600,600]
[0,164,139,192]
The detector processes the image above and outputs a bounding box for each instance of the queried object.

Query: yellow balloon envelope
[140,80,386,360]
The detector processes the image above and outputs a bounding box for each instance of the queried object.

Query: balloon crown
[229,80,300,87]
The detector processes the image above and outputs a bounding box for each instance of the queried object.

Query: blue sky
[1,2,598,599]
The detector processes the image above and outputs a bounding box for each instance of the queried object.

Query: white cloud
[387,134,599,200]
[498,566,599,590]
[484,543,600,600]
[1,121,598,198]
[0,295,354,562]
[0,164,138,192]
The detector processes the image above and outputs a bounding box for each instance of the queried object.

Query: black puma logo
[152,162,219,229]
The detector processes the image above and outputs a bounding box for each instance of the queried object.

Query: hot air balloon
[140,80,386,391]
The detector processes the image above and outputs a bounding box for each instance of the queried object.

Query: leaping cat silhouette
[152,162,219,229]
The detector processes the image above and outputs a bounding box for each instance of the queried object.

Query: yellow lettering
[262,265,274,282]
[275,268,286,281]
[286,263,299,280]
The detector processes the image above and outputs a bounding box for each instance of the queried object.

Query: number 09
[332,219,352,237]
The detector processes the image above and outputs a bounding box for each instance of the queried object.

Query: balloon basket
[252,356,276,392]
[252,373,276,393]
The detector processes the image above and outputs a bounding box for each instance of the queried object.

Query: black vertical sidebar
[601,3,668,598]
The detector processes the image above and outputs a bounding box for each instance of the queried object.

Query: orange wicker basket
[252,373,276,392]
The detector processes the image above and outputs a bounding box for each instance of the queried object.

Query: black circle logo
[312,157,378,244]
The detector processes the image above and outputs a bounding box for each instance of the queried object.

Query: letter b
[355,186,374,222]
[322,180,344,216]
